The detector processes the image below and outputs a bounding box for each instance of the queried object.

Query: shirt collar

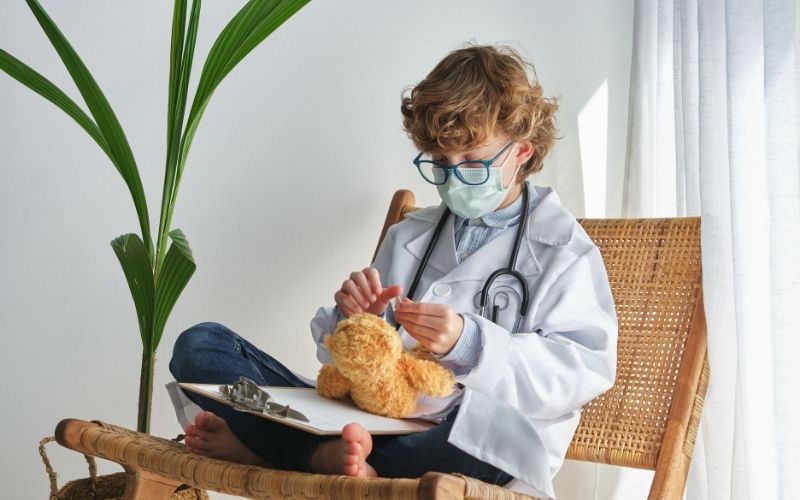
[406,183,574,247]
[454,187,527,230]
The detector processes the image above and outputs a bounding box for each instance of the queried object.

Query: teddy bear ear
[322,333,332,347]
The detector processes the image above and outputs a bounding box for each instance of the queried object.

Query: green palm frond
[0,0,309,433]
[24,0,153,256]
[156,0,309,273]
[0,49,112,159]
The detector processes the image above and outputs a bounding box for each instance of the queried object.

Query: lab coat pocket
[472,284,524,333]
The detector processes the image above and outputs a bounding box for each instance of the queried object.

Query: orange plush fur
[316,313,456,418]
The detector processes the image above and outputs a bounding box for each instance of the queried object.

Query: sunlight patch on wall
[578,79,609,218]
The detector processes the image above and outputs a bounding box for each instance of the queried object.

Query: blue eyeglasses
[413,141,515,185]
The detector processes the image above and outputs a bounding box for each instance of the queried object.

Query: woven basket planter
[40,436,208,500]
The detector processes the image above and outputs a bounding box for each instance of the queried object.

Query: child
[169,44,617,499]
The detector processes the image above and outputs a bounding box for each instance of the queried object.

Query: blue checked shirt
[435,188,541,375]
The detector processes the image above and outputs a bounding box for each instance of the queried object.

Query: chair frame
[56,189,710,500]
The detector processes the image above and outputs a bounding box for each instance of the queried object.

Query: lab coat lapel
[526,187,576,246]
[404,211,540,287]
[404,203,459,275]
[403,185,573,286]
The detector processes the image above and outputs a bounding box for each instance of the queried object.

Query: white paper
[177,383,436,435]
[166,380,202,430]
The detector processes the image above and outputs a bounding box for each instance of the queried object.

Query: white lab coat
[307,183,618,499]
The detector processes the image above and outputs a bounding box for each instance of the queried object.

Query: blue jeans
[169,321,514,485]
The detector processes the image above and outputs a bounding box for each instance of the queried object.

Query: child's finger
[378,285,403,304]
[340,304,357,317]
[339,296,362,317]
[363,267,383,296]
[396,301,446,317]
[403,327,437,352]
[350,272,376,302]
[395,311,446,332]
[399,320,439,341]
[342,280,369,308]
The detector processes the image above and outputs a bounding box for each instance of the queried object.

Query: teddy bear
[316,312,456,418]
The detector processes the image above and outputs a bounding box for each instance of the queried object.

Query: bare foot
[184,411,269,467]
[310,422,378,477]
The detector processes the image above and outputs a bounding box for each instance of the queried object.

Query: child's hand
[394,298,464,355]
[334,267,403,317]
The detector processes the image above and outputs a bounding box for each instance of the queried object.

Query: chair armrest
[55,418,536,499]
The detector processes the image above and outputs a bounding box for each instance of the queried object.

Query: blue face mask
[435,147,520,219]
[435,168,507,219]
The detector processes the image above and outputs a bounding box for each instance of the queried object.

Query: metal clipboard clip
[219,376,310,422]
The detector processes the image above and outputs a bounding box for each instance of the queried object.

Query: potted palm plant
[0,0,310,438]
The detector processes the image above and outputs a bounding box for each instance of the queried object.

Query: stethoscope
[399,182,531,334]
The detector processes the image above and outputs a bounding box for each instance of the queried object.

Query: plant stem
[137,349,156,433]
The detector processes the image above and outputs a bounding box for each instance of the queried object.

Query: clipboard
[178,383,437,436]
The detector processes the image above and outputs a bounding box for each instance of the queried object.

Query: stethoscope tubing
[394,183,531,333]
[478,184,531,325]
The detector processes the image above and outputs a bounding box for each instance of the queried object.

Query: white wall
[0,1,633,498]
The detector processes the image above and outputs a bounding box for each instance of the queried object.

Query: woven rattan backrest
[565,218,705,471]
[376,191,708,478]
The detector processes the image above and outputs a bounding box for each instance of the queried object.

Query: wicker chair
[55,189,709,500]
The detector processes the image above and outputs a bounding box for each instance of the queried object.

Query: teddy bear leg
[316,364,351,399]
[402,355,456,398]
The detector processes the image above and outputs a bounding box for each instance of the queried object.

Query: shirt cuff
[334,306,346,323]
[436,315,482,372]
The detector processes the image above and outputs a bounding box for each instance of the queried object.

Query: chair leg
[122,469,182,500]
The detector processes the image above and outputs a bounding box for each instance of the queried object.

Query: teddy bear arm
[401,354,455,398]
[316,364,351,399]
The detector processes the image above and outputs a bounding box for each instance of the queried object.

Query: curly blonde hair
[401,44,559,176]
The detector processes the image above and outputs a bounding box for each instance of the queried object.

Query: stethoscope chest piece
[401,183,533,334]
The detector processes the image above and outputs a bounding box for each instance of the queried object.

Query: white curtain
[622,1,799,499]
